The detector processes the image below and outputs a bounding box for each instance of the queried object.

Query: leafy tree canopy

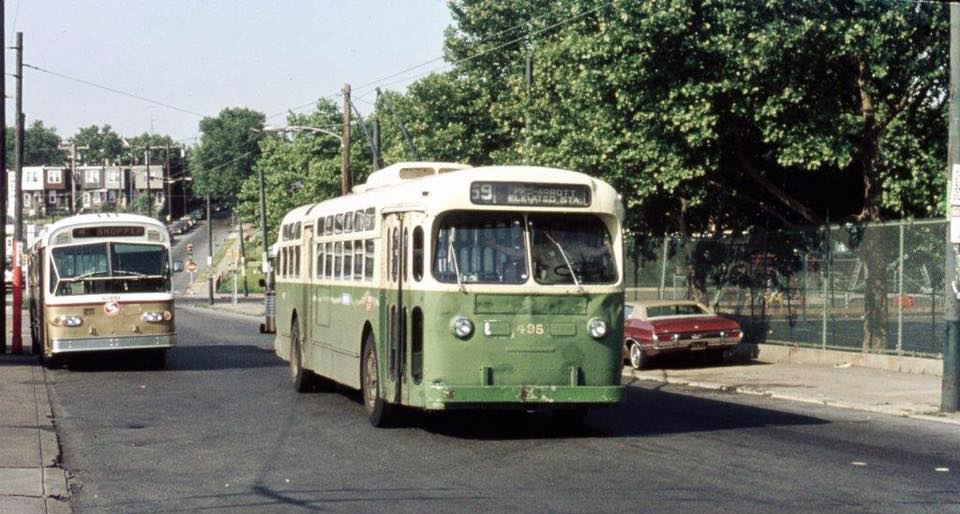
[189,107,265,202]
[5,120,65,166]
[71,124,124,165]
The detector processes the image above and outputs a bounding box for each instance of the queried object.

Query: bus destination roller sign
[470,181,591,207]
[72,226,146,238]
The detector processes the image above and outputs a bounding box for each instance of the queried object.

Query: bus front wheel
[361,335,393,427]
[290,320,316,392]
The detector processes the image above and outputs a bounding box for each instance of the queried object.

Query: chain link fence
[625,219,946,358]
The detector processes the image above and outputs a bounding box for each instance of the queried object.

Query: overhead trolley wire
[22,63,209,118]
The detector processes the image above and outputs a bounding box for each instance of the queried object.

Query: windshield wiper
[447,229,465,293]
[544,232,584,294]
[59,270,108,282]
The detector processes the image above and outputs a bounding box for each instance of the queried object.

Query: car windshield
[434,213,527,284]
[529,214,617,285]
[51,243,170,296]
[646,304,708,318]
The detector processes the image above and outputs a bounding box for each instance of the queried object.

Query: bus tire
[290,320,316,393]
[361,334,393,427]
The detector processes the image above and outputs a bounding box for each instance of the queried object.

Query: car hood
[649,316,739,333]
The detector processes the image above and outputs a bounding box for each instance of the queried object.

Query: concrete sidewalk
[0,350,71,514]
[626,359,960,425]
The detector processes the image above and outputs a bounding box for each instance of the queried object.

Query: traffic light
[186,243,193,255]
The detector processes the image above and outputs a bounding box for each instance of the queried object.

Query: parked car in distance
[623,300,742,369]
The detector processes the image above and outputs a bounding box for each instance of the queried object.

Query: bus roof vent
[147,230,162,242]
[353,162,472,193]
[54,233,71,245]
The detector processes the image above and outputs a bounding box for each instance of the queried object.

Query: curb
[623,370,960,426]
[179,302,264,320]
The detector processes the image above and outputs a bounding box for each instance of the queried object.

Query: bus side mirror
[173,261,184,272]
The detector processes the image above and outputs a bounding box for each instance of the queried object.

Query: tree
[189,107,265,203]
[5,120,65,166]
[71,124,124,165]
[440,0,948,350]
[236,101,373,244]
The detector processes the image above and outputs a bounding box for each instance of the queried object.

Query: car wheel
[290,319,316,392]
[361,333,393,427]
[629,342,647,370]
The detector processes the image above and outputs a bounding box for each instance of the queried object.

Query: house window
[107,169,120,183]
[48,191,57,204]
[47,169,62,184]
[26,170,38,183]
[85,169,99,183]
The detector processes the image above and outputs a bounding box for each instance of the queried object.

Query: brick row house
[6,165,168,218]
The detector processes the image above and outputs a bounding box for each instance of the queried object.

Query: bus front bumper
[51,334,177,354]
[423,384,624,410]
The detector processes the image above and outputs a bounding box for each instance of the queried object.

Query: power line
[22,63,209,118]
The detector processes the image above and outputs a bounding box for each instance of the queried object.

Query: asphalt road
[170,211,233,294]
[46,307,960,514]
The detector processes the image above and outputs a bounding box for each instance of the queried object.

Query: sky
[2,0,455,144]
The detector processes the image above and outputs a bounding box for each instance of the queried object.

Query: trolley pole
[257,164,275,333]
[0,0,7,354]
[12,32,24,354]
[944,2,960,413]
[207,195,214,305]
[341,83,352,196]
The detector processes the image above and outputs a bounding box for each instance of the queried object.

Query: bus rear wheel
[361,335,393,427]
[290,320,316,393]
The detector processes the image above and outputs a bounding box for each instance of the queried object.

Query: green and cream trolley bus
[274,162,625,426]
[27,214,176,369]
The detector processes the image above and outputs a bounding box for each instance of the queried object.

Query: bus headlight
[588,318,608,339]
[55,315,83,327]
[141,311,165,323]
[451,317,474,339]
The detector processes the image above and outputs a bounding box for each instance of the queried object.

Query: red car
[623,300,742,369]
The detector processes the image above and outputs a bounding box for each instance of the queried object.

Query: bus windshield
[529,214,617,285]
[51,243,170,295]
[434,213,528,284]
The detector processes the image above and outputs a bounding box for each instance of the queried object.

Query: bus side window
[334,242,342,280]
[365,207,375,231]
[354,240,363,280]
[411,307,423,384]
[391,228,399,282]
[325,242,333,279]
[316,243,323,278]
[412,226,423,281]
[295,245,301,277]
[364,240,375,281]
[345,212,353,233]
[343,241,353,279]
[403,228,409,281]
[335,214,343,234]
[354,210,364,231]
[280,248,286,278]
[325,215,333,235]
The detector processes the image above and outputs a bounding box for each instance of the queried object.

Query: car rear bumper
[644,338,738,356]
[51,334,176,354]
[423,384,624,410]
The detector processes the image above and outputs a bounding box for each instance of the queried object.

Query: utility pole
[145,144,152,217]
[944,3,960,413]
[257,161,274,333]
[1,0,7,354]
[164,144,171,222]
[373,116,383,171]
[12,32,23,354]
[207,194,214,305]
[238,219,248,297]
[341,84,352,196]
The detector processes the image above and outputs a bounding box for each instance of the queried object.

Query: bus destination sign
[470,182,591,207]
[72,226,146,238]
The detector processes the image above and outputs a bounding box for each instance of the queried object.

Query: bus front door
[382,213,407,405]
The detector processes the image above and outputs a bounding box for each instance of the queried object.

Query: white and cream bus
[274,162,625,426]
[27,214,176,369]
